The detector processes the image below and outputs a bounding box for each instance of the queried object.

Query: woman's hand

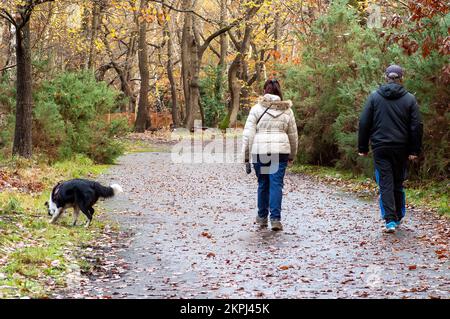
[245,162,252,174]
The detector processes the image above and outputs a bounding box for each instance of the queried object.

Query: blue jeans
[253,156,288,221]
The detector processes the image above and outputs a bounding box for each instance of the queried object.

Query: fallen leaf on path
[279,265,292,270]
[201,232,212,239]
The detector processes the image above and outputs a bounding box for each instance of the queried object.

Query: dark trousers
[373,147,408,223]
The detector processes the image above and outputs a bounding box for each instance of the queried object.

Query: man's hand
[408,155,418,161]
[358,152,369,157]
[288,159,294,167]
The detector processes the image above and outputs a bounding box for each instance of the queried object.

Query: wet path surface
[98,152,449,299]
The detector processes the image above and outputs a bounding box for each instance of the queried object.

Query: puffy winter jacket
[243,94,298,162]
[358,83,423,155]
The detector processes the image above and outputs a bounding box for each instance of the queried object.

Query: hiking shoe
[255,216,268,228]
[271,220,283,231]
[385,221,397,233]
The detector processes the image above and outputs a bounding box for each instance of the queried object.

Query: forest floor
[63,139,449,299]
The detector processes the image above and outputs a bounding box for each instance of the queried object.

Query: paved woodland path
[88,151,448,299]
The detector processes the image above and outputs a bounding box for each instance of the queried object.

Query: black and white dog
[45,179,123,227]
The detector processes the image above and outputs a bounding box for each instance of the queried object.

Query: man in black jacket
[358,65,423,233]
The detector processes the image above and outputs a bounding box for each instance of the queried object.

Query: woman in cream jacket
[242,79,298,231]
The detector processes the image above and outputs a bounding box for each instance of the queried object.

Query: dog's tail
[94,183,123,198]
[110,184,123,196]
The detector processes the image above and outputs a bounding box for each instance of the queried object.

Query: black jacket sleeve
[358,95,374,153]
[408,97,423,155]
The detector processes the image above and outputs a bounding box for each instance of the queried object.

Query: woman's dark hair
[263,79,283,100]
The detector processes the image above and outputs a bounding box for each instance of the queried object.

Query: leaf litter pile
[53,225,133,299]
[0,168,45,193]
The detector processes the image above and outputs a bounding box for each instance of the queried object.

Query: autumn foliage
[0,0,448,176]
[284,0,449,179]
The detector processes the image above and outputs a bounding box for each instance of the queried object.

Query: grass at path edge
[290,164,449,217]
[0,155,114,298]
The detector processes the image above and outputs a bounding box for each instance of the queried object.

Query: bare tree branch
[227,29,240,50]
[199,33,221,58]
[199,23,237,55]
[199,0,264,56]
[0,9,17,27]
[150,0,217,24]
[0,64,17,72]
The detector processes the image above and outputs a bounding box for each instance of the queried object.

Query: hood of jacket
[259,94,293,110]
[377,83,408,100]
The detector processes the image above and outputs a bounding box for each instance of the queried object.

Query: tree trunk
[178,65,185,122]
[134,0,152,132]
[274,13,280,53]
[181,0,201,130]
[87,1,104,70]
[180,1,191,127]
[165,18,180,127]
[12,22,33,158]
[215,0,228,98]
[125,31,138,113]
[112,61,137,113]
[1,23,14,79]
[227,58,241,128]
[226,24,252,128]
